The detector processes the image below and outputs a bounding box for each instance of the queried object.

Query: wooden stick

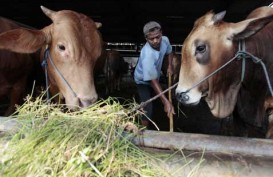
[168,73,174,132]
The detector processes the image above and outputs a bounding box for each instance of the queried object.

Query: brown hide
[94,49,107,77]
[162,52,181,84]
[95,49,128,95]
[264,97,273,138]
[0,6,103,110]
[0,17,39,116]
[175,6,273,138]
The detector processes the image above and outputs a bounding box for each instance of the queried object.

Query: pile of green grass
[0,95,168,177]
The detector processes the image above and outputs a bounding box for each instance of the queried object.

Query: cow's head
[0,6,103,110]
[175,7,273,118]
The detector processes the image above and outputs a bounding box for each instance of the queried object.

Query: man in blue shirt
[134,21,175,128]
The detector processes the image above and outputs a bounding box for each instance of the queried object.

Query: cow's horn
[95,22,102,28]
[212,11,226,24]
[40,6,56,19]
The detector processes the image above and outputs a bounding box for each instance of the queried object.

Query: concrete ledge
[0,117,19,133]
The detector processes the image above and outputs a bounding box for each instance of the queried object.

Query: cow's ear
[0,28,46,53]
[232,15,273,40]
[95,22,102,29]
[212,11,226,24]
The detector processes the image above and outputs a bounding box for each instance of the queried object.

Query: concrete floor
[142,147,273,177]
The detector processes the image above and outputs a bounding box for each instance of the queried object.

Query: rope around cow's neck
[41,48,77,103]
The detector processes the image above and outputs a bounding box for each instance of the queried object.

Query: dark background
[1,0,273,44]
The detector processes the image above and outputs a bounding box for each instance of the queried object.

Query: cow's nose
[176,92,189,103]
[79,99,92,108]
[79,96,97,108]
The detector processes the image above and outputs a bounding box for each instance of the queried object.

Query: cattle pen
[1,51,273,176]
[1,1,273,176]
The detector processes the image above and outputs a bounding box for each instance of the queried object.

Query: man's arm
[150,79,175,118]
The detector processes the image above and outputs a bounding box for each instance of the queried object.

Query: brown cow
[162,52,181,84]
[175,6,273,138]
[0,6,103,111]
[0,17,39,116]
[105,49,128,94]
[95,49,128,95]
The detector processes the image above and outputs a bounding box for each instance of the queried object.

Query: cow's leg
[110,71,114,93]
[113,72,120,91]
[266,110,273,138]
[0,87,9,116]
[110,71,117,93]
[264,97,273,138]
[104,65,109,95]
[117,74,121,91]
[5,78,27,116]
[232,107,249,137]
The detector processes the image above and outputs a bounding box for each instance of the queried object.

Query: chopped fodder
[0,96,169,177]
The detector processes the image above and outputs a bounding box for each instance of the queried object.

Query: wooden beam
[2,117,273,158]
[132,130,273,158]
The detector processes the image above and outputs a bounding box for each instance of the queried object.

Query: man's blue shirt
[134,36,172,85]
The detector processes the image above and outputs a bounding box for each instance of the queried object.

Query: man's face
[145,29,162,50]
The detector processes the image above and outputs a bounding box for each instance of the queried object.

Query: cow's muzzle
[79,96,97,108]
[176,92,189,103]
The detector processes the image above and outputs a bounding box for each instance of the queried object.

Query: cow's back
[0,17,21,32]
[0,17,35,76]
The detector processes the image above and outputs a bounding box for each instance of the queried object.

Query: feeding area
[0,94,202,177]
[1,1,273,176]
[1,94,273,177]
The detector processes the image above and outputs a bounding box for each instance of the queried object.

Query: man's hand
[151,79,175,118]
[164,100,175,118]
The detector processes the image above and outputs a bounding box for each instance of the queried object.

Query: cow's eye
[194,41,209,64]
[196,45,206,53]
[58,44,66,51]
